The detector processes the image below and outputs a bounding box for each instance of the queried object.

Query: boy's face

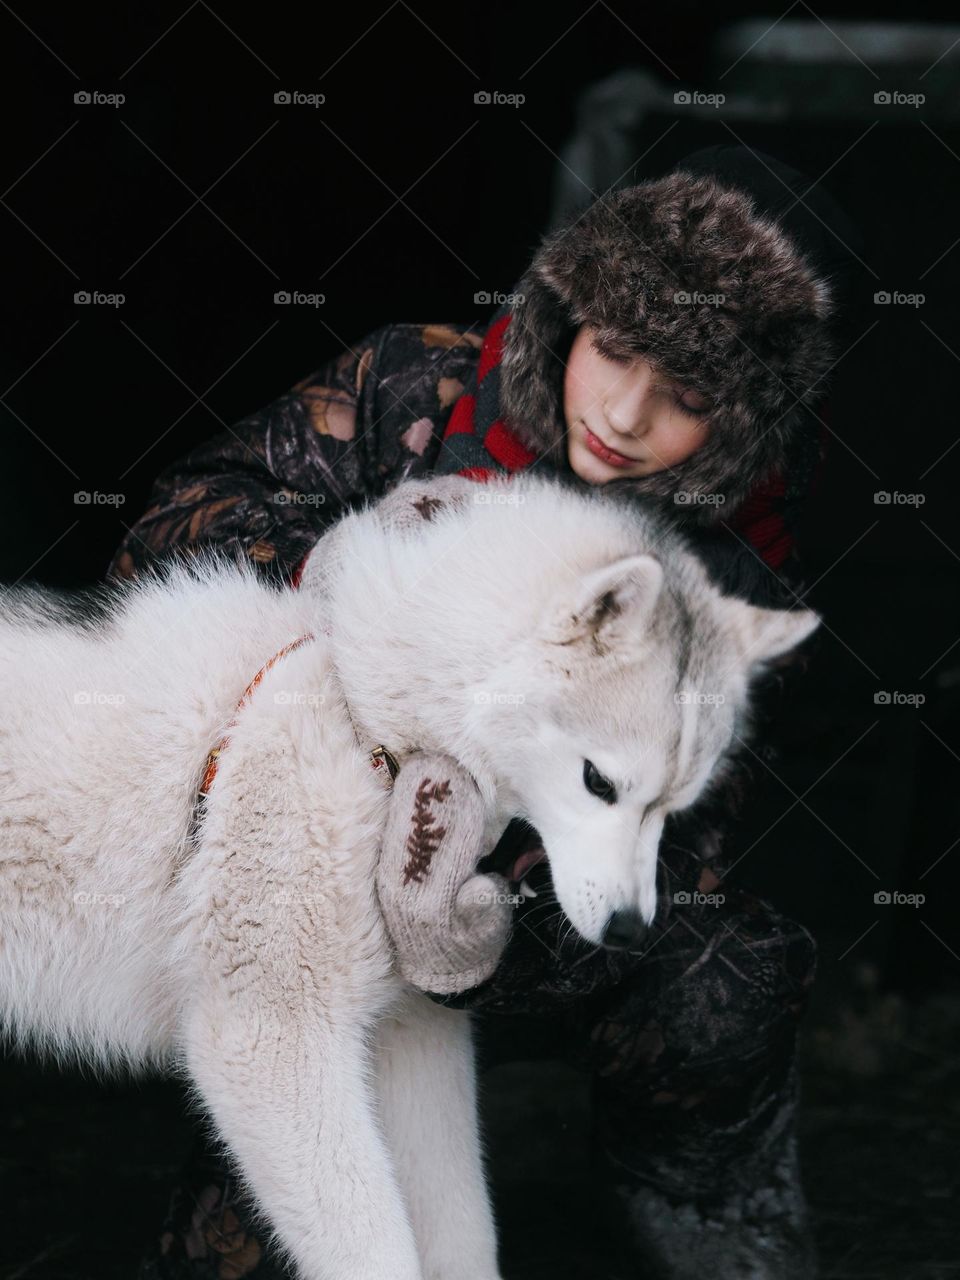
[564,325,712,485]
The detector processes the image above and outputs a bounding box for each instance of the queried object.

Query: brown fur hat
[499,149,856,521]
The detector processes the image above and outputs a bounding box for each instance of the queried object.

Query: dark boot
[580,849,820,1280]
[598,1059,817,1279]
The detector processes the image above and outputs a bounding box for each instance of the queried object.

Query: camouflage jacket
[109,323,485,586]
[109,320,806,608]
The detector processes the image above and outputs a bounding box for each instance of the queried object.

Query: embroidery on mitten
[403,777,452,884]
[412,494,446,521]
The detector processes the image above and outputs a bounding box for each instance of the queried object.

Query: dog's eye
[583,759,617,804]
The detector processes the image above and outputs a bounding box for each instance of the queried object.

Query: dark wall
[1,1,950,581]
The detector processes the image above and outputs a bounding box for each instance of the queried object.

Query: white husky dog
[0,475,817,1280]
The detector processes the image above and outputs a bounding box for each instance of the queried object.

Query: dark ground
[486,984,960,1280]
[2,986,957,1280]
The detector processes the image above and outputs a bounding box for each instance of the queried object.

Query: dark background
[1,3,959,1277]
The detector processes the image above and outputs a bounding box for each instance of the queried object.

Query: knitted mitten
[298,474,480,597]
[372,473,479,534]
[377,750,515,995]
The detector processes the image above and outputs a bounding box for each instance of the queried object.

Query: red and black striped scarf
[436,311,533,479]
[437,308,826,571]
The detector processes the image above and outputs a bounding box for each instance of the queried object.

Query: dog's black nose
[602,908,649,951]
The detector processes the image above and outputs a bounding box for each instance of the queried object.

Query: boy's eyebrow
[658,373,714,398]
[653,375,704,395]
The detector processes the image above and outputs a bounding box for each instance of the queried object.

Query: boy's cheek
[640,422,711,470]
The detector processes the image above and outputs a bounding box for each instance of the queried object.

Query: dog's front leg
[375,989,503,1280]
[184,996,424,1280]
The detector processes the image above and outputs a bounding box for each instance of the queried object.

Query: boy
[113,145,863,1279]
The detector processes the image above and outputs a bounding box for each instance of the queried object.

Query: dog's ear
[722,600,820,665]
[544,554,663,655]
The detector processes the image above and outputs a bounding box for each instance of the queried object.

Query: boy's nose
[602,907,649,951]
[603,402,649,440]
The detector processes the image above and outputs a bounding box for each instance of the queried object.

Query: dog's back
[0,561,320,1067]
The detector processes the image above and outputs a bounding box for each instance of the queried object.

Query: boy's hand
[298,475,479,596]
[372,473,478,533]
[377,750,515,995]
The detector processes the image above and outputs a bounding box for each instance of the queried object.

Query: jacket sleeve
[107,323,482,584]
[717,400,832,606]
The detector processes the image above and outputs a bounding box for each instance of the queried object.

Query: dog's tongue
[509,846,547,883]
[479,819,547,883]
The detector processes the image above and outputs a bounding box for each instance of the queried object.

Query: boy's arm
[109,337,369,582]
[107,322,482,583]
[108,326,512,1000]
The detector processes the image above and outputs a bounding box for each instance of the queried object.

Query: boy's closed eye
[564,325,712,485]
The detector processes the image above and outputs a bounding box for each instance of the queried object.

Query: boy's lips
[583,426,639,468]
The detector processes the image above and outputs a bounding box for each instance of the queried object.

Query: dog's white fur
[0,476,818,1279]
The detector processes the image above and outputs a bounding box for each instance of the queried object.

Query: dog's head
[325,476,819,948]
[464,546,817,947]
